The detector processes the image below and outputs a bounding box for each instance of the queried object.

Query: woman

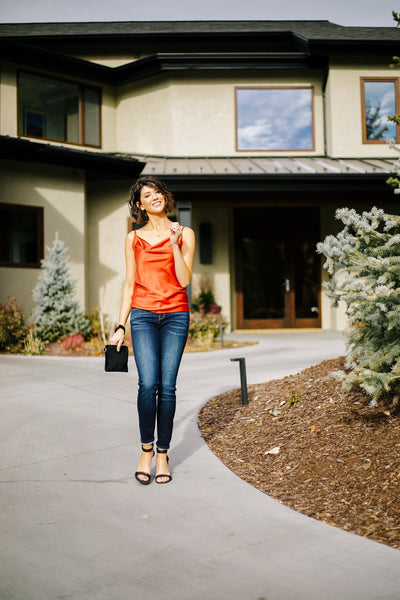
[110,176,195,485]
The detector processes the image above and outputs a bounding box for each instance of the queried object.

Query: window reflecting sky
[364,81,396,140]
[236,88,313,150]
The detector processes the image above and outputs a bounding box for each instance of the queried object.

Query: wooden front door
[235,206,321,329]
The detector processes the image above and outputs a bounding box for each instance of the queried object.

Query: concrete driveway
[1,331,400,600]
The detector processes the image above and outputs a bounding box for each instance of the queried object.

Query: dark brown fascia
[0,38,326,85]
[0,135,145,178]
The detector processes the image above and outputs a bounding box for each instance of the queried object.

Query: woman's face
[138,185,166,215]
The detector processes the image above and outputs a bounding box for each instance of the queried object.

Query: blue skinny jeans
[130,308,189,450]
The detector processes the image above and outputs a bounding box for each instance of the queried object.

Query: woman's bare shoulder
[182,227,195,240]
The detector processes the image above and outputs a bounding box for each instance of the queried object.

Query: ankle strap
[142,444,154,452]
[157,448,168,454]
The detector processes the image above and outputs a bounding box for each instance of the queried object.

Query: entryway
[235,206,321,328]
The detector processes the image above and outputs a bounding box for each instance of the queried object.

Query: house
[1,20,400,331]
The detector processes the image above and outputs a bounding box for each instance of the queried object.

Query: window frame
[360,76,400,144]
[0,203,44,269]
[235,85,315,152]
[17,70,102,149]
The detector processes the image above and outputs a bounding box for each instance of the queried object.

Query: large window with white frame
[18,71,101,147]
[235,86,314,151]
[361,77,399,143]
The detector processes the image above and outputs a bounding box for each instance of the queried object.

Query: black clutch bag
[104,344,129,372]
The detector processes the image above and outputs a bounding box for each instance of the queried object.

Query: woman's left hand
[170,222,183,246]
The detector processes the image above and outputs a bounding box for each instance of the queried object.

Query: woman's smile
[139,185,166,213]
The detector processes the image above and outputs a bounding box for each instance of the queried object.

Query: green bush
[0,296,30,353]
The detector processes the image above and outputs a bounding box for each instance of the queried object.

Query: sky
[0,0,399,26]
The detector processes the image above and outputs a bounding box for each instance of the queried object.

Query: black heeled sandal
[155,448,172,484]
[135,444,154,485]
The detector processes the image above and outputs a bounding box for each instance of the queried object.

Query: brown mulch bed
[198,357,400,550]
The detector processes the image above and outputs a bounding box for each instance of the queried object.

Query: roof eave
[0,136,146,178]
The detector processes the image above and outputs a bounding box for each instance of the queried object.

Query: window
[361,78,399,143]
[0,204,44,268]
[236,87,314,151]
[18,72,101,147]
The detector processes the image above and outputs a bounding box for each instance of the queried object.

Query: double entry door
[235,206,321,329]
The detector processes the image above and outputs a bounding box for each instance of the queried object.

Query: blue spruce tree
[317,207,400,406]
[32,236,90,342]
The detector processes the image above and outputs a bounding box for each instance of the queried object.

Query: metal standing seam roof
[128,155,398,176]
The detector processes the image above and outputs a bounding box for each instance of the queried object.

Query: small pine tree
[32,236,90,342]
[317,207,400,406]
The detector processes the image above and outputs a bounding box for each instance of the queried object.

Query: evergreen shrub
[32,237,90,342]
[317,206,400,405]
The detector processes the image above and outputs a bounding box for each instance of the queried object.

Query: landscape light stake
[230,357,249,406]
[219,324,225,347]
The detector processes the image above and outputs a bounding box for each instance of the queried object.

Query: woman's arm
[170,225,195,288]
[109,231,136,350]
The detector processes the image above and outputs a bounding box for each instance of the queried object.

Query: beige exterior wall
[0,63,18,137]
[86,180,131,324]
[0,160,86,316]
[99,84,116,152]
[191,206,232,329]
[70,55,145,68]
[116,73,325,157]
[326,57,399,158]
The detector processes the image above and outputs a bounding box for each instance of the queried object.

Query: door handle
[285,278,290,293]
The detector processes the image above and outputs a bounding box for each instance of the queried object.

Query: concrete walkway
[1,331,400,600]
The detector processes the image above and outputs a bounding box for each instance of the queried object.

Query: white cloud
[237,88,313,150]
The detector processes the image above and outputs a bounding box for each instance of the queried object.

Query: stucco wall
[0,160,86,317]
[0,63,18,137]
[116,73,325,157]
[191,206,232,329]
[326,57,398,158]
[86,180,132,325]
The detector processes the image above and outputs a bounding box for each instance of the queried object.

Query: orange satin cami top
[131,230,189,313]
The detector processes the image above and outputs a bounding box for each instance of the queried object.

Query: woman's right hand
[109,329,125,351]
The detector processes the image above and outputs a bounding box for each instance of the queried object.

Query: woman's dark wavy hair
[128,176,175,225]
